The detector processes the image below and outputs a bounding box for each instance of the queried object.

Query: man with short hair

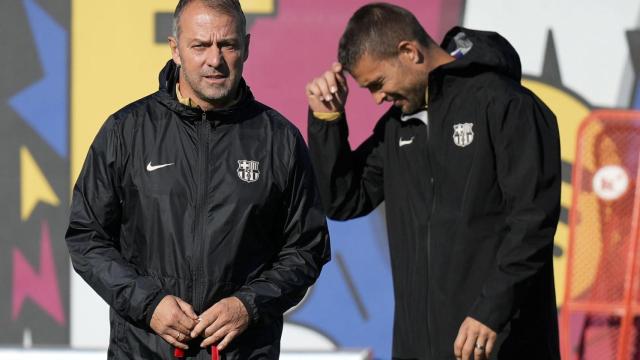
[306,3,560,360]
[66,1,330,359]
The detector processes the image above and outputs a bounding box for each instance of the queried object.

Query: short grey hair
[172,0,247,40]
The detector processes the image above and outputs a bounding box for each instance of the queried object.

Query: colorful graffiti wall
[1,0,639,358]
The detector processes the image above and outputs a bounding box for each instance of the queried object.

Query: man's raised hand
[306,62,349,114]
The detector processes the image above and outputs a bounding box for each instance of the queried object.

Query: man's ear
[397,40,424,65]
[242,34,251,62]
[169,36,181,66]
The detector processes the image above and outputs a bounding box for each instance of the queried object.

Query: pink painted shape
[244,0,458,147]
[12,220,65,325]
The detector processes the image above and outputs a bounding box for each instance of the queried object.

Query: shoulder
[106,93,159,132]
[460,72,551,117]
[251,100,304,142]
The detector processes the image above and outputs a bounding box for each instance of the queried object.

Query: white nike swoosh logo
[146,162,174,171]
[399,137,414,147]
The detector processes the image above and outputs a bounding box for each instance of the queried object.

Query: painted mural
[1,0,639,358]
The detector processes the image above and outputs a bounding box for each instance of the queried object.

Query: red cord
[174,345,219,359]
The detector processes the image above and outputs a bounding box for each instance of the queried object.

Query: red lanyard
[174,345,219,359]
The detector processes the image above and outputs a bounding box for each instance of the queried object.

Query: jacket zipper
[193,112,209,312]
[425,81,436,358]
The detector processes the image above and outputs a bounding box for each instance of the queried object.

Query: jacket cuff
[468,293,514,333]
[233,290,260,325]
[308,108,344,124]
[313,111,342,121]
[144,290,169,329]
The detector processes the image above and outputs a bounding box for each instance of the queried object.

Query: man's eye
[369,82,382,92]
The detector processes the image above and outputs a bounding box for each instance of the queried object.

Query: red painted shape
[244,0,463,148]
[12,220,65,325]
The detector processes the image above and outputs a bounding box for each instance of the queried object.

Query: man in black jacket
[66,0,330,359]
[306,3,560,360]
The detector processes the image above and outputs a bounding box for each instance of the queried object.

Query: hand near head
[190,296,249,351]
[306,62,349,113]
[150,295,199,350]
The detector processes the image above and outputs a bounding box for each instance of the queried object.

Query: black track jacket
[66,60,330,360]
[308,27,561,359]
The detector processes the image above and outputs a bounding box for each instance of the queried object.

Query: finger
[329,97,344,111]
[203,317,226,339]
[169,322,192,338]
[462,331,479,360]
[485,333,497,359]
[313,78,333,102]
[161,332,188,350]
[191,312,217,338]
[334,70,348,92]
[217,330,239,351]
[331,63,348,88]
[306,82,324,101]
[201,325,228,348]
[175,312,196,332]
[474,333,488,360]
[176,298,198,320]
[454,328,466,358]
[323,71,339,95]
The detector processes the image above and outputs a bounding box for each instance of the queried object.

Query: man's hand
[190,296,249,351]
[454,316,497,360]
[150,295,199,350]
[306,62,349,114]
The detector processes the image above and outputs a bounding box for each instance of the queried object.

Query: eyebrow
[361,77,383,89]
[190,36,240,45]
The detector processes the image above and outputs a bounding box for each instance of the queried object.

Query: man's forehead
[179,3,241,37]
[351,54,386,86]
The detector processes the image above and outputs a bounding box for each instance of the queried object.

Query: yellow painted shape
[71,0,278,187]
[523,79,591,307]
[71,0,177,187]
[21,146,60,221]
[241,0,275,14]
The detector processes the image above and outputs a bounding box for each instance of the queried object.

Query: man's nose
[205,46,223,68]
[373,91,386,105]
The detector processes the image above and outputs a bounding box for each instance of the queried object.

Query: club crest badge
[237,160,260,183]
[453,123,474,147]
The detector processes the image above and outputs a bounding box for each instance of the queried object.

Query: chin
[402,104,419,114]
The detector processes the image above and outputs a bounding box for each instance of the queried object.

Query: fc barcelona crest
[453,123,474,147]
[237,160,260,183]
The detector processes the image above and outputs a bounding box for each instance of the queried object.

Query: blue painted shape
[634,83,640,109]
[9,0,68,157]
[289,208,395,359]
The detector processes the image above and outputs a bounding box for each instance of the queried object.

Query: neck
[425,45,456,75]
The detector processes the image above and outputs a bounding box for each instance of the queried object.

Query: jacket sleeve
[468,92,561,332]
[307,110,386,220]
[233,129,331,324]
[65,117,167,328]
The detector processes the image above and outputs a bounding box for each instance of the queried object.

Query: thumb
[175,297,198,320]
[332,63,348,91]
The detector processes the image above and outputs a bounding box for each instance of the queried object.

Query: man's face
[350,52,427,114]
[170,1,249,108]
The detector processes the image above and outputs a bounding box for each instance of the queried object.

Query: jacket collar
[154,60,257,123]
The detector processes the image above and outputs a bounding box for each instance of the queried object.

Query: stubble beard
[182,67,235,104]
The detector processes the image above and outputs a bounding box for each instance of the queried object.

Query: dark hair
[338,3,433,72]
[173,0,246,40]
